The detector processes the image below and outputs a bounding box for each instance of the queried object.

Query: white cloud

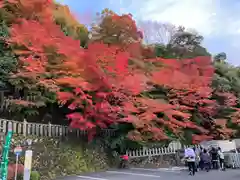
[133,0,218,36]
[58,0,240,64]
[118,0,240,59]
[106,0,240,64]
[108,0,238,38]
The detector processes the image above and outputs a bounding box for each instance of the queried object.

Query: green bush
[15,171,40,180]
[30,171,40,180]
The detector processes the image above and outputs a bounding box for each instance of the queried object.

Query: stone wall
[129,153,184,168]
[5,135,111,180]
[1,134,188,179]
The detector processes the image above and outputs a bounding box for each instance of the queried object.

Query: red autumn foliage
[3,0,238,142]
[231,110,240,124]
[215,92,237,107]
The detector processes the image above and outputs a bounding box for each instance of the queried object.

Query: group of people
[184,146,225,175]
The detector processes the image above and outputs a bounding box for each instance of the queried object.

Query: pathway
[56,167,240,180]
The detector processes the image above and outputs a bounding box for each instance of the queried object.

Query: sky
[58,0,240,65]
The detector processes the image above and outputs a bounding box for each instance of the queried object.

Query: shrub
[30,171,40,180]
[17,173,23,180]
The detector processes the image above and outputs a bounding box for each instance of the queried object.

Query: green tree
[214,52,227,61]
[53,3,89,47]
[139,21,210,59]
[0,20,17,89]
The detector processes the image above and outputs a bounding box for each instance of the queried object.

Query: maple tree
[1,0,239,144]
[2,0,141,139]
[0,0,89,121]
[139,57,214,143]
[149,56,240,143]
[90,8,143,45]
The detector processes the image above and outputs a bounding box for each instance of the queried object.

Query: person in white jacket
[184,147,196,175]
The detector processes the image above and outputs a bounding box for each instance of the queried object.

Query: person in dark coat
[210,147,219,169]
[199,146,204,170]
[200,149,211,172]
[218,147,225,171]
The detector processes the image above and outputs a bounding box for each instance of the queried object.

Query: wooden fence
[0,118,115,138]
[126,142,239,158]
[126,147,176,158]
[126,145,201,158]
[0,96,37,111]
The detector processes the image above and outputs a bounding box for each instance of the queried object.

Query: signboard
[23,150,33,180]
[14,146,22,156]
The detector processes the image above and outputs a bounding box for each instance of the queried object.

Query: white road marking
[130,167,181,173]
[77,175,109,180]
[131,167,159,171]
[171,167,188,170]
[106,170,161,178]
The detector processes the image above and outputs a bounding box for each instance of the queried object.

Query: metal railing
[224,153,240,168]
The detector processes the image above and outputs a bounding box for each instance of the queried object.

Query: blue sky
[58,0,240,65]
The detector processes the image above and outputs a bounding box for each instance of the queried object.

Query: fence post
[23,119,27,136]
[48,122,52,137]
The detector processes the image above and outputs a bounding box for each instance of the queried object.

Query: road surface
[56,167,240,180]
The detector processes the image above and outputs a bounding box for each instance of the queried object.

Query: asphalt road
[56,167,240,180]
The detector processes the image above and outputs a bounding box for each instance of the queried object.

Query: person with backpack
[184,147,196,175]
